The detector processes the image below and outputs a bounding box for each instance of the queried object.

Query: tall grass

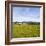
[12,23,40,38]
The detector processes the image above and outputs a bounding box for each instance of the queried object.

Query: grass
[12,23,40,38]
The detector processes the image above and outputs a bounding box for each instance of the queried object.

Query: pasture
[12,23,40,38]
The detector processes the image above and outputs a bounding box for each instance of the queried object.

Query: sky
[12,7,40,22]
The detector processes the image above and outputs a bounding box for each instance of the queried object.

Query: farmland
[12,22,40,38]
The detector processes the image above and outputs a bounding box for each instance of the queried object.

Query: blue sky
[13,7,40,22]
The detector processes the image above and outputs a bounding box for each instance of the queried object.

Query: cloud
[13,7,40,22]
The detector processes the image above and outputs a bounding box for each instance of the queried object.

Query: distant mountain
[13,20,40,22]
[13,21,40,25]
[13,21,40,23]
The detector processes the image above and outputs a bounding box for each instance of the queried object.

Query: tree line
[13,22,40,25]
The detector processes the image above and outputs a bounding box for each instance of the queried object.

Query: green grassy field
[12,23,40,38]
